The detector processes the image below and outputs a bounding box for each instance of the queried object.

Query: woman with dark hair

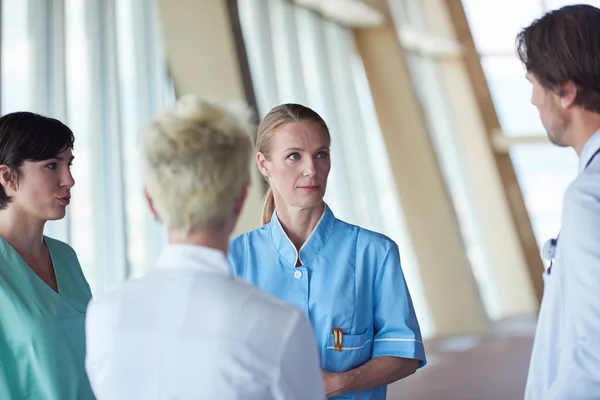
[0,112,94,399]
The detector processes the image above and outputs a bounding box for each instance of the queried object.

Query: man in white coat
[517,4,600,399]
[84,95,325,400]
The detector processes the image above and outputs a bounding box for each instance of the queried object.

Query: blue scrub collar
[269,203,336,267]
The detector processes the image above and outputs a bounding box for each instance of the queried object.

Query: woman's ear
[256,152,270,178]
[0,165,17,194]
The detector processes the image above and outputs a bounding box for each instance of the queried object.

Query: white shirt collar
[155,244,231,276]
[579,129,600,173]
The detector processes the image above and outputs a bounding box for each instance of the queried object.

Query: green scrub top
[0,235,94,399]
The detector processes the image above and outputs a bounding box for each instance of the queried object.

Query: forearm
[337,356,418,396]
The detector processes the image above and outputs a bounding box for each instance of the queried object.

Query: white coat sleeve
[85,296,112,399]
[273,310,325,400]
[547,182,600,399]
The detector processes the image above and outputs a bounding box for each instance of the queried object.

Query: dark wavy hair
[516,5,600,113]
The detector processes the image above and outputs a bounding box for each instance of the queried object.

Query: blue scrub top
[229,204,426,400]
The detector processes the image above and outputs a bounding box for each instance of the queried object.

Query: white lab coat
[85,244,325,400]
[525,129,600,399]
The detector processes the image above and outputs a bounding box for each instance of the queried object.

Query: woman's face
[257,121,330,211]
[2,148,75,221]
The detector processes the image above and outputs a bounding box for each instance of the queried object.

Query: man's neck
[569,113,600,156]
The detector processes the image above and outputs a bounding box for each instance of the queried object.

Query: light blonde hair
[143,95,253,235]
[257,104,331,225]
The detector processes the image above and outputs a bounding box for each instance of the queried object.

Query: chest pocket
[324,329,373,373]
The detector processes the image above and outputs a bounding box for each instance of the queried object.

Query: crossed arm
[322,356,418,397]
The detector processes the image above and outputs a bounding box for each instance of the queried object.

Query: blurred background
[3,0,597,398]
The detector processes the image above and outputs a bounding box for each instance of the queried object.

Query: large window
[389,0,503,319]
[1,1,31,112]
[238,0,434,338]
[1,0,174,293]
[461,0,592,248]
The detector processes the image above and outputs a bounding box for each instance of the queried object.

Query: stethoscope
[541,146,600,274]
[542,236,559,274]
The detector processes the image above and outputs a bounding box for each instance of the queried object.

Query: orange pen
[332,328,338,350]
[332,328,344,351]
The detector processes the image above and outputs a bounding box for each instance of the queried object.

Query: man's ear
[256,152,270,178]
[144,188,160,221]
[558,80,578,109]
[0,165,17,194]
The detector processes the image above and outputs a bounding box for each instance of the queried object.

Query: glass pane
[115,0,145,279]
[1,0,32,113]
[405,52,502,320]
[462,0,542,54]
[237,0,279,115]
[388,0,428,32]
[115,0,172,280]
[268,0,308,104]
[352,50,434,338]
[544,0,600,10]
[510,143,578,249]
[65,0,99,290]
[482,56,546,137]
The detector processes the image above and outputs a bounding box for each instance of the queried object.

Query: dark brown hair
[0,112,74,209]
[516,5,600,112]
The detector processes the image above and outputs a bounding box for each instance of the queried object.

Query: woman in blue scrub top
[229,104,426,399]
[0,112,94,399]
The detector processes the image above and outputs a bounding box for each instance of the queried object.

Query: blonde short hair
[142,95,253,235]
